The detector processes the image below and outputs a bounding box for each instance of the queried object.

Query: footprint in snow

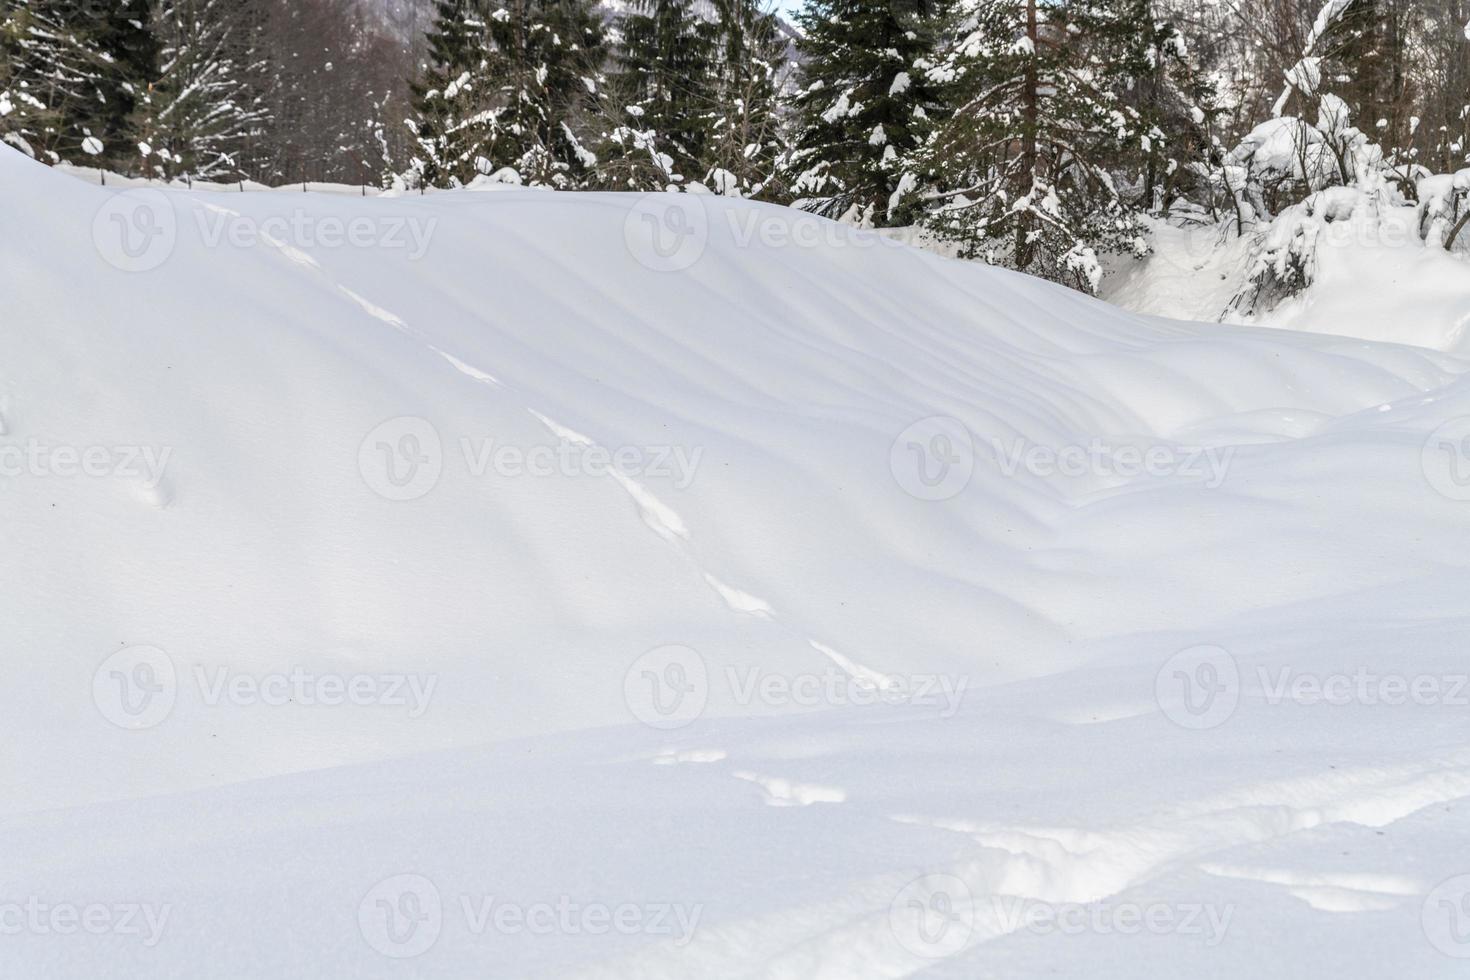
[733,770,847,807]
[652,748,728,766]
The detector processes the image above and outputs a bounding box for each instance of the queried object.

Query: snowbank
[6,146,1470,977]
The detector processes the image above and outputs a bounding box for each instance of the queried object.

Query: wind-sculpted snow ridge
[5,147,1470,977]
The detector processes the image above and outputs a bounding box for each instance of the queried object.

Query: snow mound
[6,147,1470,977]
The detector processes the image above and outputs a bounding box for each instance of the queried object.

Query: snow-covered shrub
[1224,96,1384,220]
[1417,169,1470,252]
[1237,185,1370,310]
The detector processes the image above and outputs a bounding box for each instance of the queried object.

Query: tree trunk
[1017,0,1039,271]
[1446,209,1470,252]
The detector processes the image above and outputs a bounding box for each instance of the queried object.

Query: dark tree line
[1,0,414,182]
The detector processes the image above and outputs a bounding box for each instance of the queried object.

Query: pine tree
[131,0,271,182]
[701,0,787,197]
[601,0,718,189]
[0,2,53,156]
[0,0,112,162]
[91,0,160,171]
[408,0,495,187]
[911,0,1159,292]
[479,0,606,187]
[783,0,945,224]
[1103,1,1216,212]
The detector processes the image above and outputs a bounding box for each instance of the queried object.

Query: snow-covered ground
[6,145,1470,977]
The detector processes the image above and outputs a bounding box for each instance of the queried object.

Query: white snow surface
[6,147,1470,977]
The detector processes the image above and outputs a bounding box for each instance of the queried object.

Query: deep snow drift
[5,147,1470,977]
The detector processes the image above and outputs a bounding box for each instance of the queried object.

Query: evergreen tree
[1105,1,1216,211]
[131,0,271,182]
[910,0,1160,292]
[91,0,160,171]
[0,2,52,156]
[408,0,496,187]
[601,0,718,189]
[783,0,945,224]
[701,0,787,197]
[479,0,606,187]
[0,0,111,161]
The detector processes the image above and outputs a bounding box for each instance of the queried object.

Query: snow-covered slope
[6,147,1470,977]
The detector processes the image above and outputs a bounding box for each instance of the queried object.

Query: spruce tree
[131,0,271,182]
[701,0,787,197]
[0,0,111,162]
[1104,0,1215,211]
[92,0,160,171]
[480,0,606,187]
[408,0,495,187]
[910,0,1159,292]
[0,2,54,156]
[784,0,945,224]
[601,0,718,189]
